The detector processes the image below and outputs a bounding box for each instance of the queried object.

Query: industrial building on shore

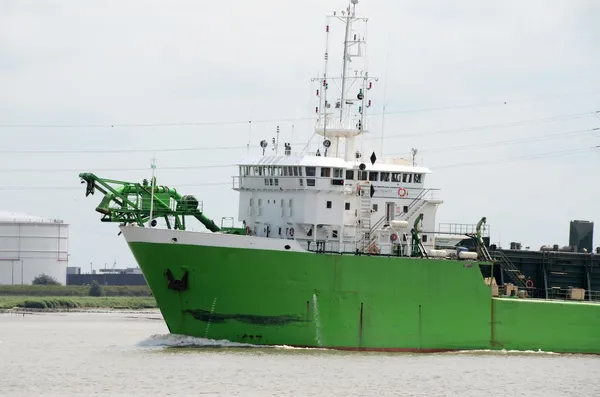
[0,211,69,285]
[66,266,147,286]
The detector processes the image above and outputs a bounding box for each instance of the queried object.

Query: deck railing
[492,285,600,303]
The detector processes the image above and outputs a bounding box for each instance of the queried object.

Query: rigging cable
[0,127,597,174]
[0,90,599,130]
[0,145,597,191]
[0,111,597,155]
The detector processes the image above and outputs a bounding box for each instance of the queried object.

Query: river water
[1,310,598,396]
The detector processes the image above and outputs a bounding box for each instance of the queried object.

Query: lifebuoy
[397,187,407,197]
[369,243,380,254]
[289,227,295,237]
[525,279,534,288]
[390,233,398,242]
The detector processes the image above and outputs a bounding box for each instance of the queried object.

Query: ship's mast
[312,0,377,162]
[338,1,353,124]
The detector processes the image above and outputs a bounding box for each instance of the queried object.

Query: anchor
[164,269,189,291]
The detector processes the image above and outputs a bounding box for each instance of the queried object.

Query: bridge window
[372,204,378,211]
[380,172,390,182]
[307,179,315,186]
[332,230,338,238]
[331,179,344,186]
[414,174,422,183]
[345,202,350,210]
[283,167,289,176]
[321,167,331,177]
[369,172,378,181]
[305,167,316,177]
[345,170,354,180]
[293,167,299,176]
[333,168,344,178]
[326,200,332,209]
[402,173,412,183]
[391,173,401,182]
[422,235,428,242]
[358,171,368,180]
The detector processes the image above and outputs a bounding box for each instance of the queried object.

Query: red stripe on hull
[280,345,458,353]
[264,345,600,355]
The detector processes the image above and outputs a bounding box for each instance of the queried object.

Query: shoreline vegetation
[0,285,157,310]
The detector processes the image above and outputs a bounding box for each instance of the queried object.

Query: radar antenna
[411,148,418,166]
[260,140,268,156]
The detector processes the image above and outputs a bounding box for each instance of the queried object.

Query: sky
[1,0,599,271]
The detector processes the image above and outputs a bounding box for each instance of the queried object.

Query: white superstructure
[231,0,443,256]
[0,211,69,285]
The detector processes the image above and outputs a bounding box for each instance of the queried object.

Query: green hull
[127,235,600,354]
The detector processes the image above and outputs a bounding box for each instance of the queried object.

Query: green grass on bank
[0,296,157,310]
[0,285,152,297]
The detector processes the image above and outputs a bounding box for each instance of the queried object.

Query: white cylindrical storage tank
[390,220,409,229]
[458,251,478,260]
[0,212,69,285]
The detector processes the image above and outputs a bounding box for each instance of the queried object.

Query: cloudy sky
[1,0,599,270]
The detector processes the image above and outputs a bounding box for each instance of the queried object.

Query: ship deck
[484,248,600,302]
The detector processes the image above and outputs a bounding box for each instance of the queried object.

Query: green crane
[410,213,428,258]
[78,173,245,234]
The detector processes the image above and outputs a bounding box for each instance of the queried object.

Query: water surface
[1,310,598,396]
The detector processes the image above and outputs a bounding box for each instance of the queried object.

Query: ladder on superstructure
[358,182,372,253]
[399,188,430,221]
[476,241,493,262]
[468,217,528,289]
[466,217,493,262]
[491,250,528,289]
[364,188,431,255]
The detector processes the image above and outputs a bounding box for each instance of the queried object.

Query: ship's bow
[120,226,190,334]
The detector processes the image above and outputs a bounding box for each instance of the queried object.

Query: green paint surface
[128,241,600,353]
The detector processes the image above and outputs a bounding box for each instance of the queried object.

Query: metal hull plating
[123,226,600,354]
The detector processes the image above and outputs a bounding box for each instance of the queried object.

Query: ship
[79,0,600,353]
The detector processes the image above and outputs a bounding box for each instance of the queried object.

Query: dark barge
[438,219,600,302]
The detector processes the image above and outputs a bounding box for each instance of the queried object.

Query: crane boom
[78,173,240,233]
